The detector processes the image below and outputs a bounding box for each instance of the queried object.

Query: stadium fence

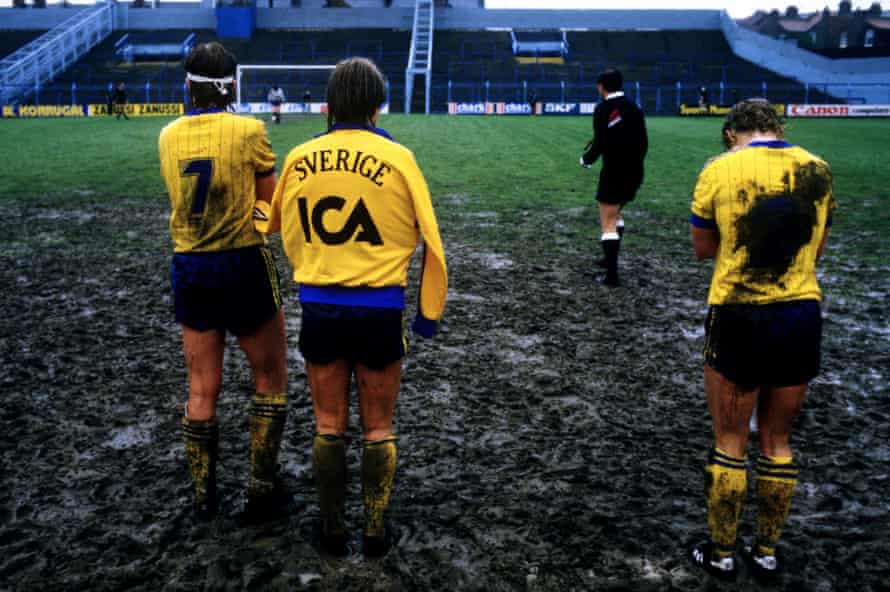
[5,80,890,114]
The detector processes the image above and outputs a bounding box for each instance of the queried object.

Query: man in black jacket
[113,82,129,120]
[581,68,648,286]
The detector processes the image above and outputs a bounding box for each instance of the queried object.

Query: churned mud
[1,197,888,591]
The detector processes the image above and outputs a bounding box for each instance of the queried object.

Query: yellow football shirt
[692,140,835,305]
[268,126,447,324]
[159,110,276,253]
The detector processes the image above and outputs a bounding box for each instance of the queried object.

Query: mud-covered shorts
[704,299,822,389]
[171,246,281,336]
[299,302,405,370]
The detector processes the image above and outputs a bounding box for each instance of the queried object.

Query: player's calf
[182,413,219,521]
[241,392,292,522]
[600,232,621,286]
[362,435,398,557]
[312,433,349,556]
[746,454,798,580]
[691,448,747,579]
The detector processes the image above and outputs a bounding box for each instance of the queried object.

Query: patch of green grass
[1,114,887,258]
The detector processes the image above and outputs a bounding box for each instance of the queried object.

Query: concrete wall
[0,5,214,29]
[119,5,216,29]
[0,7,75,29]
[1,5,723,31]
[438,9,722,30]
[257,8,723,30]
[257,7,413,28]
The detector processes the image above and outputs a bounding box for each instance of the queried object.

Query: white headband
[186,72,234,95]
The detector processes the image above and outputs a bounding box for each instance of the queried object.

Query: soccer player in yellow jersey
[159,42,290,522]
[266,57,447,557]
[688,100,835,581]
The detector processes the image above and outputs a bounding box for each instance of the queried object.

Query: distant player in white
[303,88,312,114]
[268,84,286,124]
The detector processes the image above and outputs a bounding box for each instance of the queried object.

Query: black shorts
[171,246,281,336]
[704,300,822,389]
[299,302,405,370]
[597,166,643,205]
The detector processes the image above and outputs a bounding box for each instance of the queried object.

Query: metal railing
[0,2,114,105]
[8,77,890,116]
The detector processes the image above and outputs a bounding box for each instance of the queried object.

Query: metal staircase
[0,2,115,105]
[404,0,434,114]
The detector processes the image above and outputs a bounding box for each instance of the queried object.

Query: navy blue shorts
[299,302,405,370]
[597,166,643,205]
[704,300,822,389]
[171,246,281,336]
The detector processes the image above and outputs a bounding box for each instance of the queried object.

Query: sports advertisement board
[540,102,580,115]
[448,102,597,116]
[236,102,388,115]
[87,103,184,117]
[3,104,87,118]
[786,104,890,117]
[679,103,785,117]
[1,104,185,117]
[448,102,493,115]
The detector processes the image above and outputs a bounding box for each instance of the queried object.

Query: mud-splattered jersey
[159,110,276,253]
[691,140,835,305]
[268,124,448,326]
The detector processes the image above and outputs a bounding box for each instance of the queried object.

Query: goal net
[235,64,336,116]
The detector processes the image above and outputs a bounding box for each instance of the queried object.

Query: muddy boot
[362,436,398,557]
[182,415,219,521]
[312,434,348,556]
[242,392,292,524]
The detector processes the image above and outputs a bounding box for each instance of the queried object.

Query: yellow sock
[182,415,218,506]
[248,392,287,497]
[312,434,347,537]
[755,454,799,557]
[705,448,747,559]
[362,436,398,538]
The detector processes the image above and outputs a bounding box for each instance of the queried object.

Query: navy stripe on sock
[710,450,746,469]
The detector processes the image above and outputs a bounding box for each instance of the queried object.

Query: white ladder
[404,0,434,114]
[0,2,115,105]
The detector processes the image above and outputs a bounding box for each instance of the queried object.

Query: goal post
[235,64,336,114]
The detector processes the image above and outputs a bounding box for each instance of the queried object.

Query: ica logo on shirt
[291,149,393,246]
[297,196,382,246]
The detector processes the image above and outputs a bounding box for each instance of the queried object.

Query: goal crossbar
[235,64,336,106]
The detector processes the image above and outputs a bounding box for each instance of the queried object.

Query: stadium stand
[433,29,831,111]
[31,29,409,107]
[14,25,835,112]
[0,4,864,113]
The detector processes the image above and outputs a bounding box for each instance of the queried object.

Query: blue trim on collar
[316,123,394,140]
[187,108,226,116]
[747,140,793,149]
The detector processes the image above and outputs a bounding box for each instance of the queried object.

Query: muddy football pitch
[0,116,888,591]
